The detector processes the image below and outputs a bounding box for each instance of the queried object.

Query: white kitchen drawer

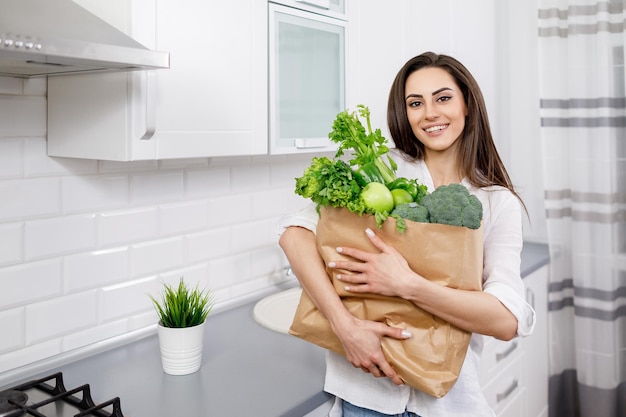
[483,355,524,412]
[480,336,523,385]
[494,386,525,417]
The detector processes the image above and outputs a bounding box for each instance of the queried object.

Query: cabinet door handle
[496,379,519,403]
[294,138,331,149]
[495,341,518,362]
[140,71,157,141]
[295,0,331,9]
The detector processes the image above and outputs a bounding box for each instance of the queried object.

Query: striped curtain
[538,1,626,416]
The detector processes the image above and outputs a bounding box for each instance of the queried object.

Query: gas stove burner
[0,372,125,417]
[0,390,27,417]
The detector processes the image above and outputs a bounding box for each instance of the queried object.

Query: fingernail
[336,274,342,280]
[336,247,343,253]
[401,330,412,338]
[365,228,374,237]
[328,261,336,267]
[344,286,351,292]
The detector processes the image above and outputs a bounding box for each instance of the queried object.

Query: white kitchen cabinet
[522,265,549,417]
[48,0,267,161]
[268,2,347,154]
[479,264,549,417]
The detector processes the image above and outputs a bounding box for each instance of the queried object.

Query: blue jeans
[343,401,422,417]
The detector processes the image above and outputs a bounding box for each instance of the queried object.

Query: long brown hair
[387,52,523,204]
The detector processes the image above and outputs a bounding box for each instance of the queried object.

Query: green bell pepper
[386,177,428,202]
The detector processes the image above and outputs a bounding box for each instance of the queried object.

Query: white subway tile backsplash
[250,246,289,281]
[25,291,98,344]
[25,138,97,177]
[0,223,22,266]
[0,339,61,374]
[64,247,129,293]
[186,166,231,197]
[269,154,315,187]
[0,138,23,179]
[159,264,209,290]
[98,207,158,247]
[62,174,128,213]
[207,252,251,289]
[159,200,208,236]
[209,287,231,310]
[0,96,46,136]
[207,193,252,228]
[0,308,24,353]
[0,86,313,375]
[0,178,61,221]
[127,310,158,332]
[231,162,270,193]
[129,237,184,278]
[185,227,231,264]
[130,170,184,204]
[62,319,129,352]
[99,276,157,322]
[250,186,305,220]
[230,275,275,299]
[0,259,62,309]
[231,219,273,253]
[25,214,96,260]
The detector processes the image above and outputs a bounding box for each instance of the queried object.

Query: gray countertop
[1,242,549,417]
[35,297,329,417]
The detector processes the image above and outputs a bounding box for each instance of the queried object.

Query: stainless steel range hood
[0,0,169,78]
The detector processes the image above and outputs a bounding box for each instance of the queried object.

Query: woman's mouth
[424,124,448,133]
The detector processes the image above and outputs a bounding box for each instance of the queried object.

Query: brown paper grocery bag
[288,206,483,398]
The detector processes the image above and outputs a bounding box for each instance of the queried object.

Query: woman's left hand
[328,228,417,297]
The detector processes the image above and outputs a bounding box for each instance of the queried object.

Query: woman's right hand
[278,224,409,385]
[331,314,410,385]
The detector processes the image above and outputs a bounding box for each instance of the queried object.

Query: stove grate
[2,373,124,417]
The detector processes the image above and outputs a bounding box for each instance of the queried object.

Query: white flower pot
[157,321,206,375]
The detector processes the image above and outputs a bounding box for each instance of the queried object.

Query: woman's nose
[424,104,440,120]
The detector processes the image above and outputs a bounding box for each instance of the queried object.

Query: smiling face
[404,67,467,157]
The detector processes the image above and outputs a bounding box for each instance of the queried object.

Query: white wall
[0,76,310,375]
[496,0,547,243]
[348,0,547,242]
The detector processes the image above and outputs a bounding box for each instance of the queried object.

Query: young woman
[277,52,535,417]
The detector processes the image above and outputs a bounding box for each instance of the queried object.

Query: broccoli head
[389,202,429,232]
[391,202,430,223]
[420,183,483,229]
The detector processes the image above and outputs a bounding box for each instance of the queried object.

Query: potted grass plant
[150,278,215,375]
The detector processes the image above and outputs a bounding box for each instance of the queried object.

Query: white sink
[253,287,302,334]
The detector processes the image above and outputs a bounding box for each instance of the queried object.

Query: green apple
[361,182,394,213]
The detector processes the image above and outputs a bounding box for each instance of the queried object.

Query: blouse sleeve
[480,188,536,337]
[275,202,319,237]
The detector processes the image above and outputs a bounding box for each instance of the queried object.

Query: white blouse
[276,156,536,417]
